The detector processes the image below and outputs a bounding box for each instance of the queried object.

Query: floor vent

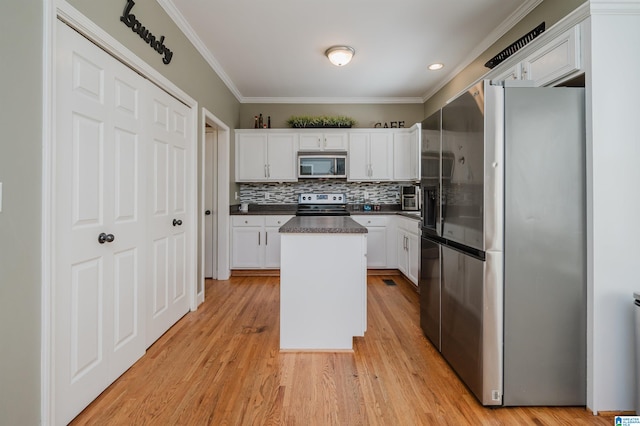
[383,279,397,286]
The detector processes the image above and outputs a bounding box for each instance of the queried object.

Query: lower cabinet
[396,216,420,285]
[352,215,390,268]
[231,215,293,268]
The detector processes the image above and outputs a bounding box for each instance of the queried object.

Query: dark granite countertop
[230,204,421,220]
[279,216,367,234]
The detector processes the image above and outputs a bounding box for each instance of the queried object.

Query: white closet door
[146,85,191,345]
[55,21,146,425]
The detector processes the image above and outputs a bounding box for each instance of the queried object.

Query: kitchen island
[279,216,367,351]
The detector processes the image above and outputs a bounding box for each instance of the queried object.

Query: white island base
[280,230,367,351]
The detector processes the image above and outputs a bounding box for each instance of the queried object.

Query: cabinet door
[369,133,393,180]
[231,227,263,267]
[299,133,323,150]
[407,232,420,285]
[522,26,580,86]
[267,133,298,181]
[264,216,292,268]
[366,227,387,268]
[492,64,522,82]
[264,227,283,267]
[236,133,268,181]
[323,132,348,150]
[409,123,421,180]
[393,132,412,181]
[397,231,408,275]
[348,133,370,180]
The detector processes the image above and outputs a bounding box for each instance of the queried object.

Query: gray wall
[240,103,423,129]
[423,0,587,116]
[0,0,241,422]
[0,1,44,424]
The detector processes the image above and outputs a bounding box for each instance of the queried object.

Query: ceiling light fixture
[428,63,444,71]
[325,46,355,67]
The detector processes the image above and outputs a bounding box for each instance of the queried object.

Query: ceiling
[159,0,542,103]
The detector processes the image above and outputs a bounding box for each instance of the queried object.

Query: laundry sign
[120,0,173,65]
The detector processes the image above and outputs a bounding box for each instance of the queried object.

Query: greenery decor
[286,115,357,128]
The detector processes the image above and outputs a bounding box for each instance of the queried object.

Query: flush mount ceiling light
[428,63,444,71]
[325,46,355,67]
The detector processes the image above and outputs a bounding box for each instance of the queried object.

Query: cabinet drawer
[232,216,264,227]
[265,215,293,227]
[396,215,420,234]
[352,215,388,227]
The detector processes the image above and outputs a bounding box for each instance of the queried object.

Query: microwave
[298,153,347,178]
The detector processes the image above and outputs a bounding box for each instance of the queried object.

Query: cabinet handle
[267,164,271,178]
[258,232,261,246]
[265,232,268,246]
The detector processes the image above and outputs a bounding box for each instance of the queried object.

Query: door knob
[205,210,211,215]
[98,233,115,244]
[173,219,183,226]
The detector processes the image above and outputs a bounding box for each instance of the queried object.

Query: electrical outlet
[264,192,271,200]
[364,191,370,200]
[234,191,238,200]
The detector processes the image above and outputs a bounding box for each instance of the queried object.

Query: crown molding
[420,0,543,102]
[156,0,244,102]
[241,96,425,105]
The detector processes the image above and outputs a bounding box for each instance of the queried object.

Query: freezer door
[419,237,441,350]
[441,246,503,406]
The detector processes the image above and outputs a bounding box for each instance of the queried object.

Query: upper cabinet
[298,131,348,151]
[491,25,582,87]
[235,127,419,183]
[236,131,298,182]
[521,26,581,86]
[348,132,393,181]
[393,123,421,182]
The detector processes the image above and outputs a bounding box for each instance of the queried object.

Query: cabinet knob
[173,219,183,226]
[205,210,211,215]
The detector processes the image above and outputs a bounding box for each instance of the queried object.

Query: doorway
[199,108,231,306]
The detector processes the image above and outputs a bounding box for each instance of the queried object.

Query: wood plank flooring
[71,275,615,425]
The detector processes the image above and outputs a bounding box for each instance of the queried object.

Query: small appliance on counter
[401,185,421,211]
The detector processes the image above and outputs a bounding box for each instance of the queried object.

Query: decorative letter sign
[120,0,174,65]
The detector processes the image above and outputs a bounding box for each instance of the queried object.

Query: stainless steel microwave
[298,153,347,178]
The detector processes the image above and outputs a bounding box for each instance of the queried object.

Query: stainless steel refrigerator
[419,80,586,406]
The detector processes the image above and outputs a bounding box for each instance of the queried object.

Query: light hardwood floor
[71,275,615,425]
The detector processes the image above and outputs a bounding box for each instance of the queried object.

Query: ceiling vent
[484,22,546,69]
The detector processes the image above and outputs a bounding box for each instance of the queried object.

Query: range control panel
[298,193,346,204]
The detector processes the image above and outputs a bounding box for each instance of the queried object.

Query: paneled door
[146,85,192,345]
[55,22,146,425]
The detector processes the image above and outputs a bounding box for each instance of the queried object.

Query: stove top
[296,193,350,216]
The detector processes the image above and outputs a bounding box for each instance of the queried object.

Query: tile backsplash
[239,181,404,204]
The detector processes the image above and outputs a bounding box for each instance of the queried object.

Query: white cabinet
[231,215,292,268]
[235,131,298,182]
[298,131,347,151]
[396,216,420,286]
[393,123,421,181]
[491,25,581,87]
[352,215,391,268]
[348,132,393,181]
[521,26,581,86]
